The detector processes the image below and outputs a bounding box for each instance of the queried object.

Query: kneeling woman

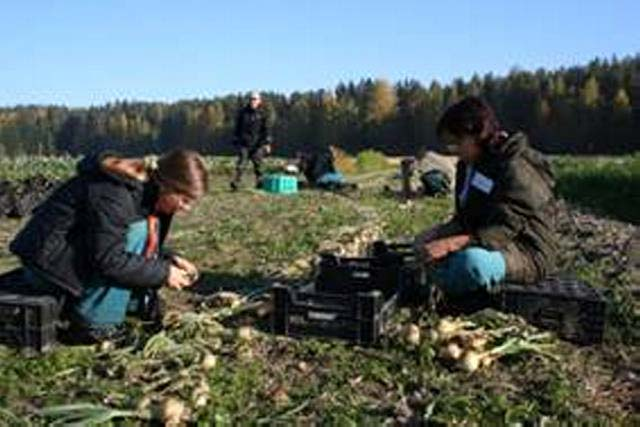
[417,97,556,296]
[9,150,208,341]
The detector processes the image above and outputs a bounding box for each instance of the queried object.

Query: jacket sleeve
[472,160,551,250]
[85,183,170,288]
[233,110,243,141]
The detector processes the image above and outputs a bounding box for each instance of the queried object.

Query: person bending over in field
[9,149,208,343]
[416,97,557,297]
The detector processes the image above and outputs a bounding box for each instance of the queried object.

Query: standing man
[230,91,272,190]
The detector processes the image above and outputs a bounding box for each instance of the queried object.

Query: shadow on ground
[189,270,299,297]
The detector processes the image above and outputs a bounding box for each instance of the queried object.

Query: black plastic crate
[272,282,397,346]
[495,277,606,345]
[370,241,426,304]
[0,269,58,352]
[315,253,402,297]
[370,240,416,264]
[316,240,422,301]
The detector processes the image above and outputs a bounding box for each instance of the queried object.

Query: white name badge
[471,171,494,194]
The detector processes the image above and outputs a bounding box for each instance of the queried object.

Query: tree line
[0,55,637,157]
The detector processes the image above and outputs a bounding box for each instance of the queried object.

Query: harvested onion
[436,319,459,336]
[237,326,254,341]
[191,382,211,408]
[469,335,489,351]
[439,342,464,361]
[201,353,218,371]
[459,351,483,373]
[162,397,185,426]
[404,324,421,346]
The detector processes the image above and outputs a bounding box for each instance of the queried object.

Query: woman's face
[442,132,483,164]
[155,190,197,215]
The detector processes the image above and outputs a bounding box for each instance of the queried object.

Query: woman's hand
[171,256,199,283]
[166,264,193,290]
[421,234,471,264]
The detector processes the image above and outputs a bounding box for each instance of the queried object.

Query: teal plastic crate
[262,174,298,194]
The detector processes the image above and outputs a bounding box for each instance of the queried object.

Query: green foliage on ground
[0,155,637,424]
[355,149,391,173]
[553,154,640,224]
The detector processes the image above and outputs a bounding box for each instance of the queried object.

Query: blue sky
[1,0,637,107]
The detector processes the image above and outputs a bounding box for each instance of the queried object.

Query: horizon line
[1,53,637,110]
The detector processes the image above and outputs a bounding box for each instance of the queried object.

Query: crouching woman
[9,149,208,342]
[416,97,557,297]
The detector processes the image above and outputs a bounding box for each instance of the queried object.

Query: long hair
[101,150,209,199]
[153,150,209,199]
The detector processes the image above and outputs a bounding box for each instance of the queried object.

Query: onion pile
[432,317,557,373]
[433,318,493,372]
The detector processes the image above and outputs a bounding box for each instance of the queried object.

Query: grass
[553,153,640,224]
[0,154,637,424]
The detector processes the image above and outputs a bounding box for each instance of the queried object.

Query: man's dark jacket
[10,154,172,297]
[233,105,269,149]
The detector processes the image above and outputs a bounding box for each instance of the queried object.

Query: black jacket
[10,153,172,297]
[233,105,270,149]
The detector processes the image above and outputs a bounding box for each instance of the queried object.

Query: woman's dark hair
[154,150,209,199]
[436,97,502,145]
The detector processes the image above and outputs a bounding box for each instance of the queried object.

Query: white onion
[459,351,482,373]
[404,324,421,346]
[162,397,185,426]
[201,353,218,371]
[237,326,254,341]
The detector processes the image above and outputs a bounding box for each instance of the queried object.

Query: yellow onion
[459,351,483,373]
[404,324,421,346]
[237,326,254,341]
[162,397,185,426]
[439,342,464,361]
[191,382,211,408]
[201,353,218,371]
[469,335,489,351]
[436,319,458,336]
[296,361,310,373]
[98,340,115,352]
[194,394,208,408]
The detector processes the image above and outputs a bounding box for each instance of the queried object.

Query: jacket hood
[491,132,555,190]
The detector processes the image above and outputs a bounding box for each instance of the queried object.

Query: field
[0,154,638,425]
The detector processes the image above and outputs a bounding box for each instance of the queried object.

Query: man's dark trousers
[232,145,266,189]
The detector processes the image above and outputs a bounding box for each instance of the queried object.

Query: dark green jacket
[453,132,557,282]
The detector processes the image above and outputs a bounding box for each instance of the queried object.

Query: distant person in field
[8,150,208,343]
[230,91,272,190]
[416,97,556,296]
